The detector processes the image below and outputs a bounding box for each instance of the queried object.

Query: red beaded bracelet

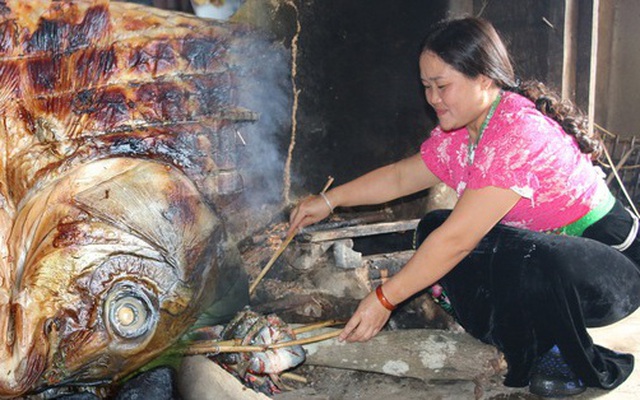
[375,285,397,311]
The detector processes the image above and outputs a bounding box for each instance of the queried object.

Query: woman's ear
[479,74,495,90]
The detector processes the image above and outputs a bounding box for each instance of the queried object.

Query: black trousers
[415,200,640,389]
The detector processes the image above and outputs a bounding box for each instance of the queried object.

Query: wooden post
[562,0,578,101]
[587,0,600,135]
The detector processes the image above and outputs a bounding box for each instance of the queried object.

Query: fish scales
[0,0,252,396]
[2,1,248,197]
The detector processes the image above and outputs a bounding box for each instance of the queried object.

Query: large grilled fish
[0,0,254,395]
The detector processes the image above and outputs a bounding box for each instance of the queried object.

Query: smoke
[231,28,293,211]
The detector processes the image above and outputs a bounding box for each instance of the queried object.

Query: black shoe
[529,345,586,398]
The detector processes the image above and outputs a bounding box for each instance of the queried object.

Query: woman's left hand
[339,290,392,342]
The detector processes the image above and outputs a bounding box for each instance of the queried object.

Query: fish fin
[191,239,250,329]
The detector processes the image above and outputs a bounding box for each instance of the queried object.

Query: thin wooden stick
[268,330,341,349]
[293,319,345,335]
[321,175,334,194]
[605,147,634,185]
[183,344,265,356]
[602,141,640,217]
[248,229,296,295]
[281,372,308,383]
[248,176,335,295]
[191,320,342,348]
[183,329,342,356]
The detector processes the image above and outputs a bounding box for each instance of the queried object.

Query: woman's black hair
[421,17,602,159]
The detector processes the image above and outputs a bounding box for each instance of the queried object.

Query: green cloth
[557,191,616,237]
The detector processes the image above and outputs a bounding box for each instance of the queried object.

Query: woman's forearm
[327,164,405,208]
[379,187,523,305]
[381,227,474,305]
[326,153,438,209]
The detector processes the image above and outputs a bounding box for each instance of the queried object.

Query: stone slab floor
[273,308,640,400]
[178,308,640,399]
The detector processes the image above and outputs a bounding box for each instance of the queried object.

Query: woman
[288,17,640,397]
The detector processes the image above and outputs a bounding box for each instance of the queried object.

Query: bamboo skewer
[281,372,308,383]
[183,328,342,356]
[184,344,264,355]
[248,229,296,294]
[248,176,335,295]
[602,139,640,218]
[320,176,334,194]
[269,330,341,349]
[293,319,344,335]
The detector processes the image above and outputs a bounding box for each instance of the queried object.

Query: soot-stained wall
[477,0,564,92]
[285,1,448,200]
[278,0,566,205]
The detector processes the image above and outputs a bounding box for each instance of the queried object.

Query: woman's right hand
[288,193,334,236]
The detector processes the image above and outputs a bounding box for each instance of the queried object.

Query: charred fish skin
[0,0,252,395]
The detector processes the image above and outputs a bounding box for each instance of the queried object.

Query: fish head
[3,158,233,392]
[0,0,258,395]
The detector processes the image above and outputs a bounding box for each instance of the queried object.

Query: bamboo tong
[248,176,334,295]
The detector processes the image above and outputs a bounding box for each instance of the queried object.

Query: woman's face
[419,51,493,134]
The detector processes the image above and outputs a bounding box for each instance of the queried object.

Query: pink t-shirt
[420,91,609,232]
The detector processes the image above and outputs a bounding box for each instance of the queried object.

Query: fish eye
[104,283,158,340]
[44,318,59,336]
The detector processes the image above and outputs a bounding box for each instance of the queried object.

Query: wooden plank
[300,219,420,243]
[301,212,393,233]
[303,328,506,383]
